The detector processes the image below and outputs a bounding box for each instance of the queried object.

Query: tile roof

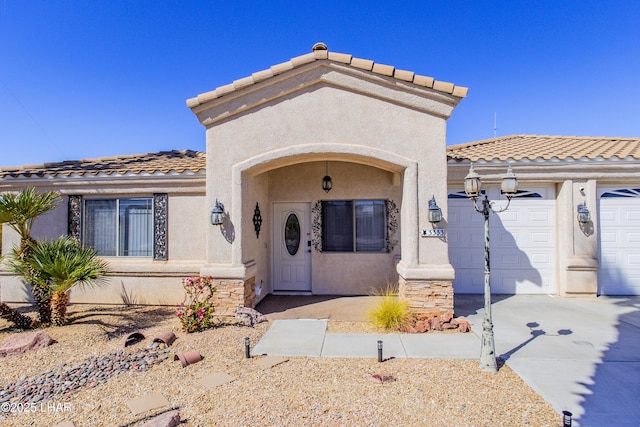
[447,135,640,162]
[0,150,206,179]
[186,43,468,109]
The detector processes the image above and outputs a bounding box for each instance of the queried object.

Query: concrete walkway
[252,294,640,427]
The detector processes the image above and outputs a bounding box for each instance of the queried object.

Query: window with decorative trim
[84,198,153,257]
[322,200,387,252]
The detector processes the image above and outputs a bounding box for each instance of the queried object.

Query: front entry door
[273,203,311,292]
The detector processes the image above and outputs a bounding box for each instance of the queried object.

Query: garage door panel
[627,233,640,243]
[600,210,617,221]
[627,210,640,221]
[598,188,640,295]
[530,210,550,222]
[498,210,518,222]
[452,270,484,294]
[449,186,556,294]
[531,231,551,243]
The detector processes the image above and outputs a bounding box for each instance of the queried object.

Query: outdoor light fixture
[427,195,442,223]
[244,337,251,359]
[210,199,225,226]
[501,163,518,198]
[322,161,332,193]
[464,164,482,199]
[577,202,591,224]
[377,340,383,363]
[464,163,518,373]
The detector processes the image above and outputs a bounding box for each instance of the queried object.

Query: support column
[559,180,599,295]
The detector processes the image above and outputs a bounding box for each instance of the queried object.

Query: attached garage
[447,135,640,298]
[448,185,557,295]
[598,187,640,295]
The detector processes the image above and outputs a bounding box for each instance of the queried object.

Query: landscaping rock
[235,307,267,327]
[414,320,429,333]
[0,331,54,357]
[140,409,180,427]
[439,311,454,324]
[429,316,442,331]
[456,319,471,333]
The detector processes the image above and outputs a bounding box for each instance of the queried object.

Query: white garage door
[448,186,556,294]
[598,187,640,295]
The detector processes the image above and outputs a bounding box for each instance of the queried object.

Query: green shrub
[367,286,411,330]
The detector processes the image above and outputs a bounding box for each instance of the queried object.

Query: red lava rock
[0,331,54,357]
[141,409,181,427]
[400,324,417,333]
[429,316,442,331]
[456,319,471,333]
[439,312,454,324]
[414,320,429,333]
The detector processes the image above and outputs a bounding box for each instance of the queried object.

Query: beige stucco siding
[267,161,402,295]
[1,190,206,305]
[205,83,451,274]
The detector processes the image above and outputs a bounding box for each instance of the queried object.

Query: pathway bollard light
[244,337,251,359]
[562,410,572,427]
[377,340,383,362]
[464,163,518,373]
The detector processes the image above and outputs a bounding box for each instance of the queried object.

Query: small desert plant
[9,237,109,326]
[176,276,217,333]
[367,283,412,330]
[0,187,61,325]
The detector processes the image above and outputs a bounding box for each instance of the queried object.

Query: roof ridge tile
[187,46,469,108]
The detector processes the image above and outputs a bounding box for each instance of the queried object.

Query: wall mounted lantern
[322,161,333,193]
[210,199,225,226]
[577,202,591,224]
[427,196,442,223]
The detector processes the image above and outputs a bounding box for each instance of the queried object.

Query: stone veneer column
[211,277,256,316]
[399,277,454,316]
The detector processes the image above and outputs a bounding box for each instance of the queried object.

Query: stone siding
[212,277,256,316]
[399,277,454,316]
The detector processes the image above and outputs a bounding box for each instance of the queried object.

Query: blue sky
[1,1,639,166]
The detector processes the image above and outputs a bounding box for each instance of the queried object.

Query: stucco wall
[267,161,402,294]
[241,173,270,303]
[203,82,452,278]
[1,190,207,305]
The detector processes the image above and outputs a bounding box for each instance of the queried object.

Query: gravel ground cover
[0,304,561,426]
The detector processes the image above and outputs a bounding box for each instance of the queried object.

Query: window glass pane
[355,200,386,252]
[85,200,116,256]
[284,213,301,256]
[118,199,153,257]
[322,201,354,251]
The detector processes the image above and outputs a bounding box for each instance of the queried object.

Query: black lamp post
[464,163,518,373]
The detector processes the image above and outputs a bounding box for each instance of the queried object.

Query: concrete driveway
[458,294,640,427]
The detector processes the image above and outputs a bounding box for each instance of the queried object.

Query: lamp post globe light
[464,163,518,373]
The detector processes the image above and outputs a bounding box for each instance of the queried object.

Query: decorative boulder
[0,331,54,357]
[141,410,181,427]
[235,307,267,327]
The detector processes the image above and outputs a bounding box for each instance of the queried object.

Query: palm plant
[11,237,109,326]
[0,188,61,324]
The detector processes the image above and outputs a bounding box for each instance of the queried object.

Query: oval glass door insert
[284,213,301,256]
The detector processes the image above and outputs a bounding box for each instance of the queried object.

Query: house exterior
[1,45,639,314]
[447,135,640,297]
